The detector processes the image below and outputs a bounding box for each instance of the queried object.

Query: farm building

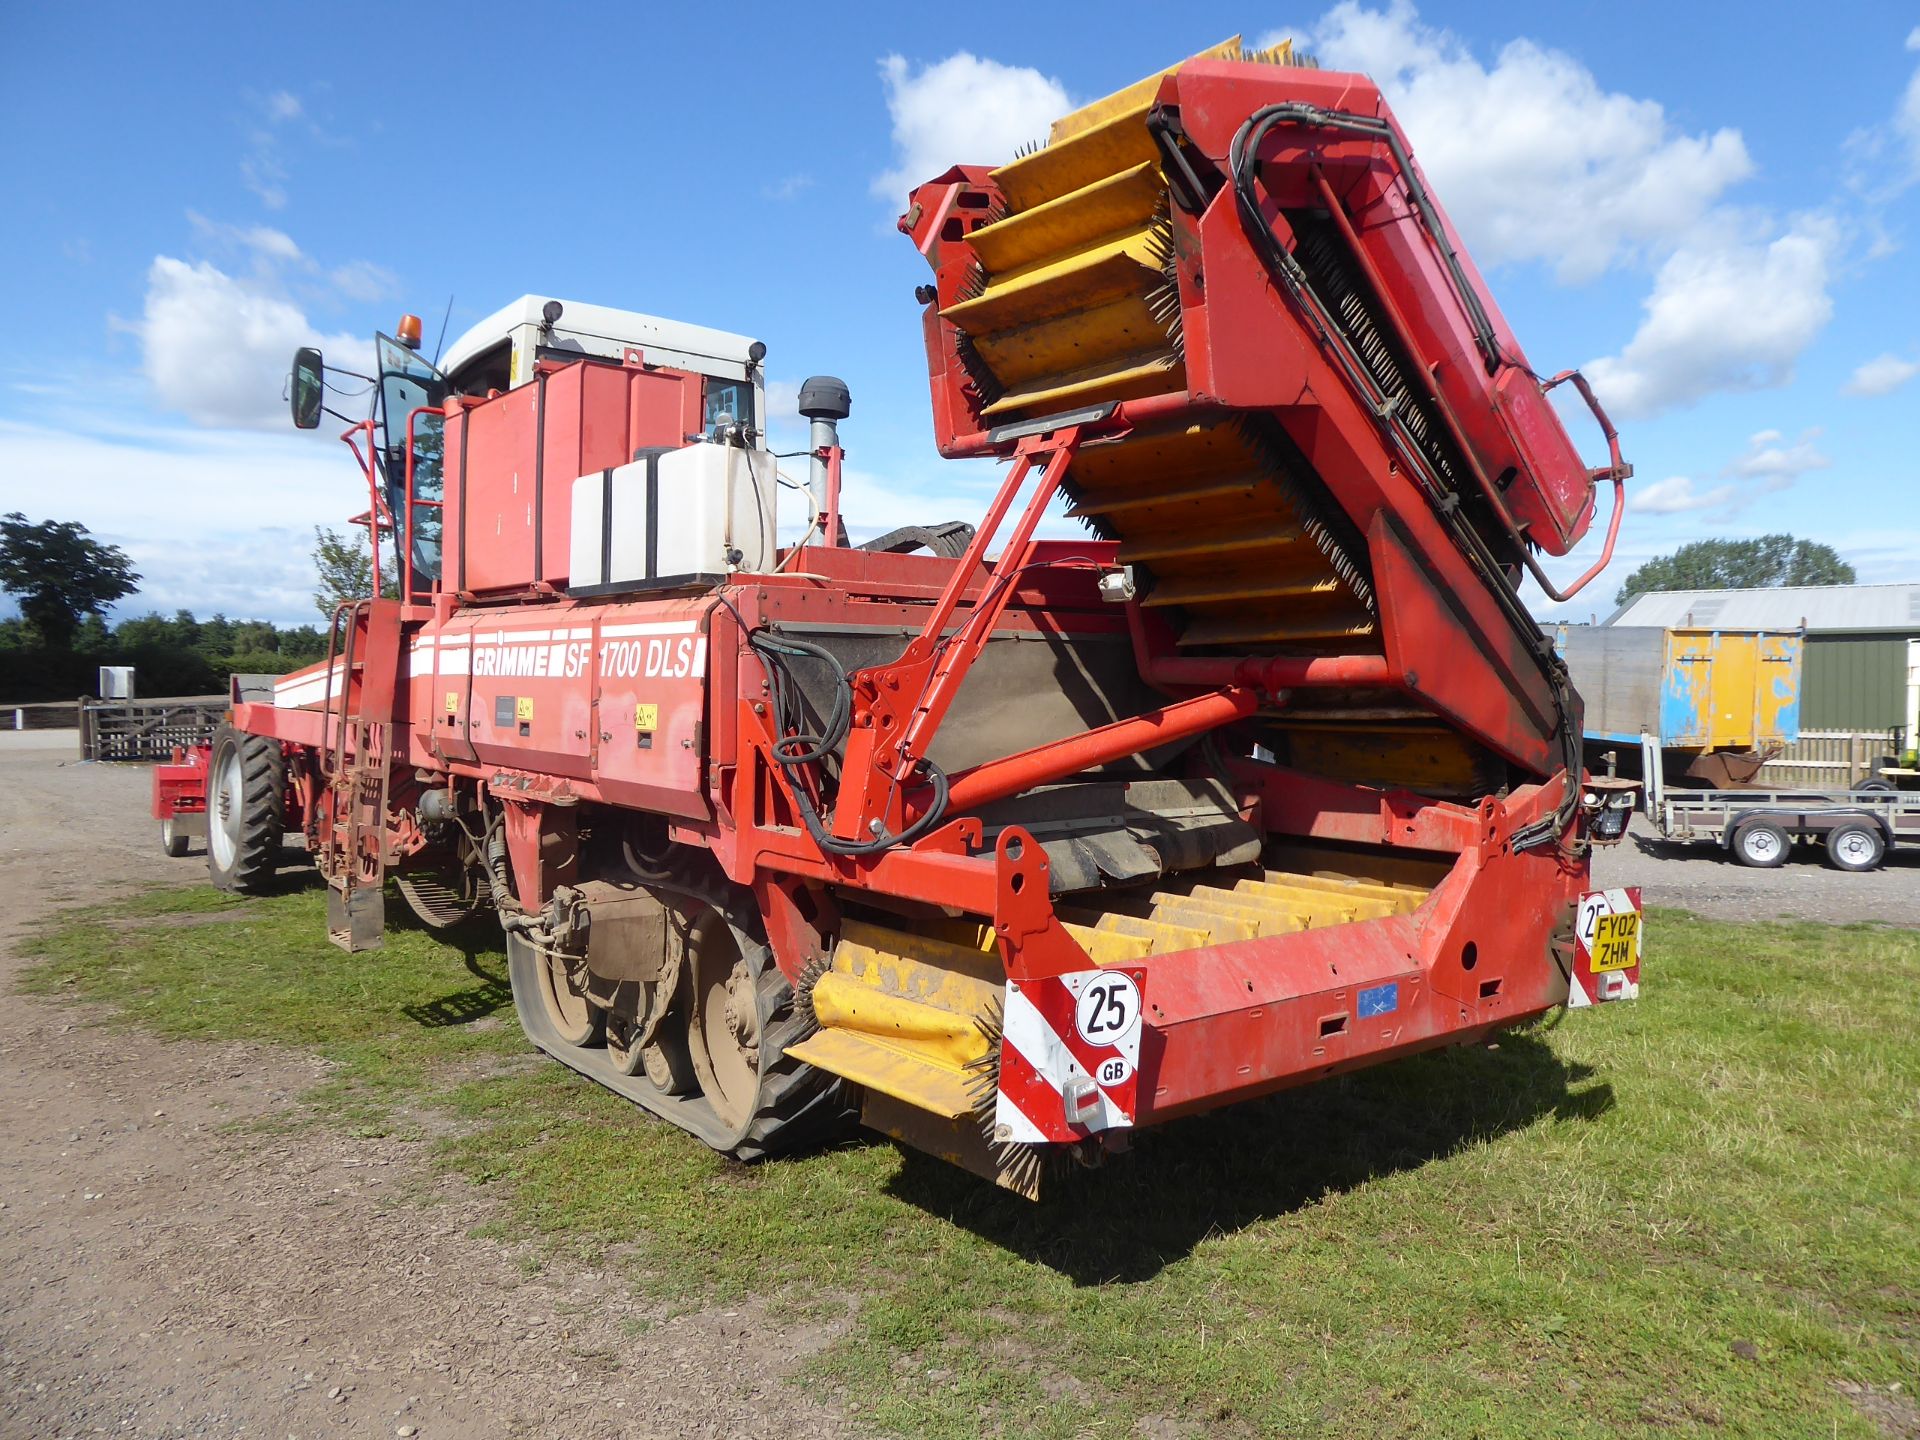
[1605,584,1919,765]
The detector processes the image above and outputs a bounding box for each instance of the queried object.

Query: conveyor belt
[939,38,1378,651]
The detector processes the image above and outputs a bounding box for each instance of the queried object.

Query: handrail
[1538,370,1628,602]
[337,419,390,594]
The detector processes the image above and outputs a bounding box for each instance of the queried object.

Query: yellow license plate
[1590,911,1640,973]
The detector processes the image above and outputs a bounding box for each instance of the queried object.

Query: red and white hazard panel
[1570,887,1642,1007]
[995,968,1146,1144]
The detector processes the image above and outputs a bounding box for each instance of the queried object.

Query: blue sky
[2,1,1916,628]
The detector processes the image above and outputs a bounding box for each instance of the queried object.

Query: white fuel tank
[569,440,778,595]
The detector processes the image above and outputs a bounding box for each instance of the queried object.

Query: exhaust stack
[798,375,851,542]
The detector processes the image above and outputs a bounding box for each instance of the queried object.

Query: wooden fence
[77,695,227,762]
[1756,729,1901,790]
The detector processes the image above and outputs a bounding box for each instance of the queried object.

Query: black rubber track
[207,723,286,894]
[504,871,854,1162]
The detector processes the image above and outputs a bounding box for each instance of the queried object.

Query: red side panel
[443,362,706,599]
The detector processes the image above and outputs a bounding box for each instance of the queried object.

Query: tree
[0,513,139,651]
[311,526,398,620]
[1613,535,1855,607]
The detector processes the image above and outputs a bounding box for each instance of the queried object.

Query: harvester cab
[292,295,771,602]
[173,40,1645,1199]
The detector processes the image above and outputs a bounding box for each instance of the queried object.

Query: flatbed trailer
[1641,736,1919,870]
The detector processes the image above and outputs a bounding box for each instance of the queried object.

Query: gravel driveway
[1594,815,1920,927]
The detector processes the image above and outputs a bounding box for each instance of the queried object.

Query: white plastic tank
[570,441,779,594]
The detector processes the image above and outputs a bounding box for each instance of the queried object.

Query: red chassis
[231,532,1607,1130]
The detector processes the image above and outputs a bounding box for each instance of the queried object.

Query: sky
[2,1,1917,629]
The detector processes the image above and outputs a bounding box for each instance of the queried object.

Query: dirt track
[0,739,854,1440]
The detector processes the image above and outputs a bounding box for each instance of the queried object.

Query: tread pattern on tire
[209,724,286,894]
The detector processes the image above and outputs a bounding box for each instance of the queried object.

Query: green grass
[18,884,1919,1438]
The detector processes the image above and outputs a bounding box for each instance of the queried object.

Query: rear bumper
[1118,840,1580,1125]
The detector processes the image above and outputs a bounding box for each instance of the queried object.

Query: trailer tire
[1730,818,1789,869]
[206,724,285,893]
[161,818,190,858]
[1824,822,1886,873]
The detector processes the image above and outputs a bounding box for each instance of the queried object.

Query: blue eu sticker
[1357,982,1399,1019]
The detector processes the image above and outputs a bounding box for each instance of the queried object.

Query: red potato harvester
[158,39,1640,1196]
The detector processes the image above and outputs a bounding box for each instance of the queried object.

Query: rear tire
[206,724,285,893]
[1825,822,1886,872]
[161,818,190,859]
[1730,819,1789,869]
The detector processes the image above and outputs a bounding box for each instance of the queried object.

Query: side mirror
[291,347,324,429]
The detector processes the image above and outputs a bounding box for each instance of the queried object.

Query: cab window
[703,377,754,434]
[373,335,448,591]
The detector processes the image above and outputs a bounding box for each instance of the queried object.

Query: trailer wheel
[206,724,285,893]
[1824,822,1886,873]
[161,818,190,859]
[1730,819,1789,869]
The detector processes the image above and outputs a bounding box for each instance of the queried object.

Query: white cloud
[763,378,802,424]
[873,52,1071,205]
[187,211,303,263]
[1843,26,1920,202]
[326,260,399,303]
[1271,2,1753,281]
[1725,427,1830,486]
[137,256,369,430]
[240,89,307,210]
[1583,216,1837,420]
[1845,351,1920,396]
[1633,476,1735,514]
[0,419,360,625]
[762,173,814,202]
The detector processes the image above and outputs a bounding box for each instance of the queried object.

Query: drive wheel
[206,724,285,893]
[161,818,190,858]
[536,948,603,1047]
[1825,822,1886,873]
[680,901,852,1160]
[1731,819,1789,869]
